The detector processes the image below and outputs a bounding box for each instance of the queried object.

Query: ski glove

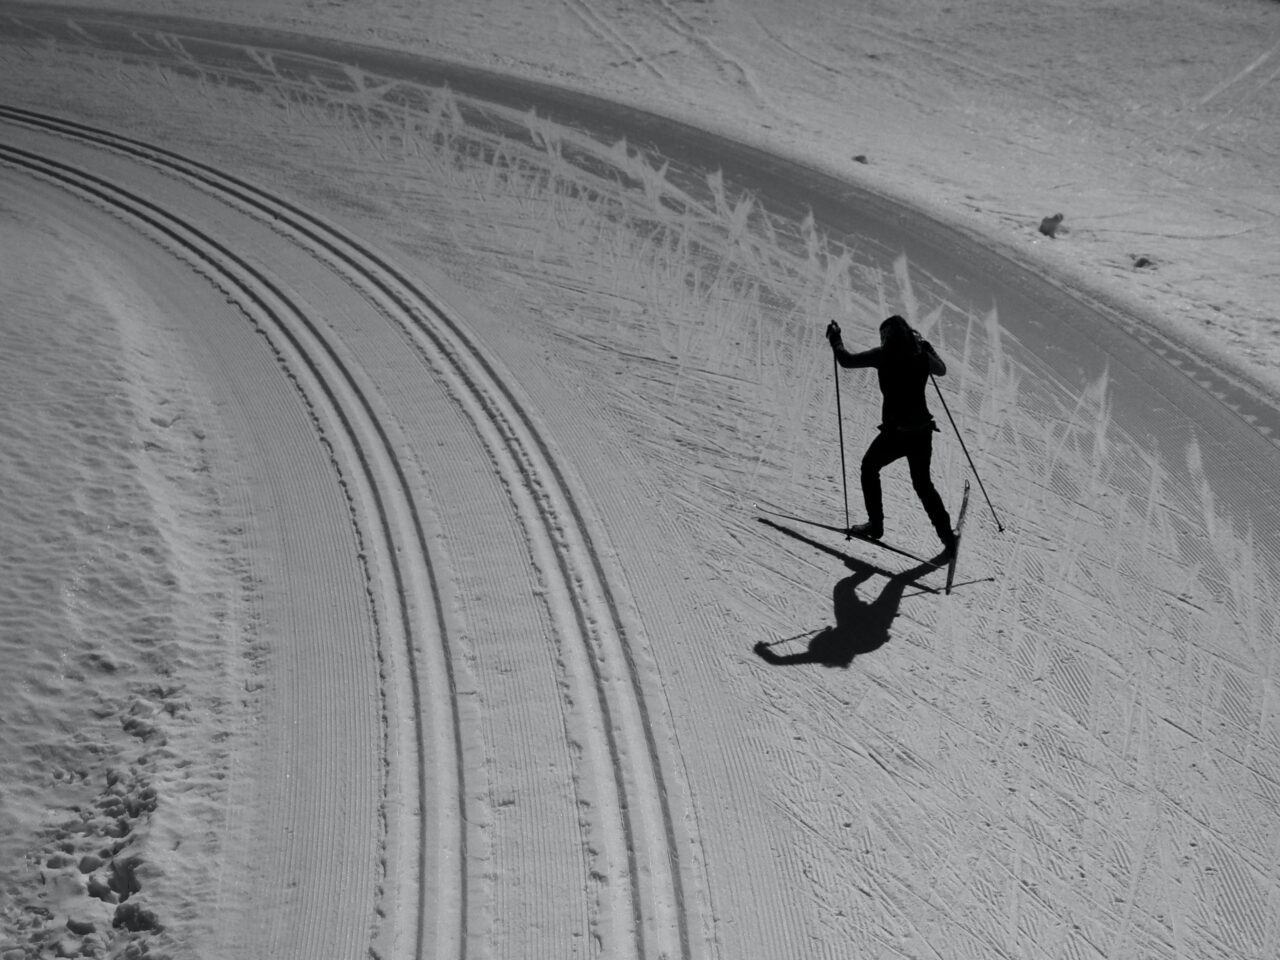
[826,321,843,351]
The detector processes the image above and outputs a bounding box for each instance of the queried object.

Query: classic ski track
[0,132,454,959]
[0,105,692,960]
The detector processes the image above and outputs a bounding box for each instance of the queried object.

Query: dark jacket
[835,339,945,431]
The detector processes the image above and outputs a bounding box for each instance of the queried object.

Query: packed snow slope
[28,0,1280,409]
[3,4,1280,960]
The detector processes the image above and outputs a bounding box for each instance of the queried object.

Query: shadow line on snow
[754,518,940,668]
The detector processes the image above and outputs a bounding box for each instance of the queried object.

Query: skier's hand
[826,321,843,351]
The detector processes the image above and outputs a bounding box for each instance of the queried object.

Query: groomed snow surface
[2,3,1279,959]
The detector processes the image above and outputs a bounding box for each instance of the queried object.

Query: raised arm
[826,320,879,369]
[835,345,879,369]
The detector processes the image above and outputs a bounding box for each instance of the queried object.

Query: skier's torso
[875,349,935,431]
[841,343,942,431]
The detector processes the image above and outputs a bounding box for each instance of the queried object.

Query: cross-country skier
[826,315,957,558]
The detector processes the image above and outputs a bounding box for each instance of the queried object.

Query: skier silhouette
[827,315,955,557]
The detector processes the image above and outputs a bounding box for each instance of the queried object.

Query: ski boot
[930,528,958,565]
[846,519,884,542]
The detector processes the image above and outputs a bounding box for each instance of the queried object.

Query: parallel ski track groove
[0,104,692,960]
[0,132,454,960]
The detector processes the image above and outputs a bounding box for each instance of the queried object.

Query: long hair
[879,315,919,357]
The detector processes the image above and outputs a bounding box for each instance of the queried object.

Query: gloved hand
[826,321,843,351]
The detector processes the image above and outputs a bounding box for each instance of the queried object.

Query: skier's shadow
[754,555,935,668]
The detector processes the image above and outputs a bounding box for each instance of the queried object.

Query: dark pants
[861,428,952,539]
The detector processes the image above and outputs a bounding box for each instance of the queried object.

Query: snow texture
[1,2,1279,959]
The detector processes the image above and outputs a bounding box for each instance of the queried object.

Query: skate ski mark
[559,0,667,80]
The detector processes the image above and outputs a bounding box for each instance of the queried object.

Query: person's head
[879,315,917,353]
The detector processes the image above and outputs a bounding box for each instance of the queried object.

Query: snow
[34,0,1280,401]
[0,175,253,955]
[2,1,1279,958]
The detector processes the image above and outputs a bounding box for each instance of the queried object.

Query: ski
[945,480,971,595]
[755,504,942,568]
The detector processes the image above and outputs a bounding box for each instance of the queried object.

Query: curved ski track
[0,105,691,960]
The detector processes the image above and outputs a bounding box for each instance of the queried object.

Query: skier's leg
[906,432,954,547]
[857,432,900,536]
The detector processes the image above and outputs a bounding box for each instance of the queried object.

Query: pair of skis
[759,479,971,594]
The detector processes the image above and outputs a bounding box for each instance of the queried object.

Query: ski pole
[829,323,850,529]
[930,374,1005,533]
[763,628,821,648]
